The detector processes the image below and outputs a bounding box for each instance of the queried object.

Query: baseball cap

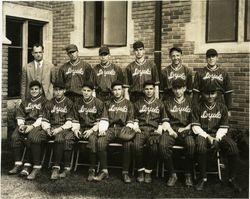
[206,49,218,57]
[82,81,94,90]
[99,46,110,55]
[53,82,65,89]
[202,83,218,93]
[29,80,42,88]
[172,78,186,89]
[64,44,78,53]
[111,80,124,89]
[143,80,155,88]
[133,41,144,49]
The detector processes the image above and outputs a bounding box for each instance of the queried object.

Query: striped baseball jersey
[193,65,233,109]
[124,59,160,92]
[164,96,192,131]
[72,97,104,128]
[191,102,229,134]
[101,98,134,126]
[93,62,124,93]
[134,97,168,128]
[16,95,46,124]
[58,59,95,95]
[42,97,73,127]
[161,64,192,93]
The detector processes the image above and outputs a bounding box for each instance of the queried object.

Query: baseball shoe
[228,178,242,193]
[51,168,60,180]
[136,171,144,183]
[195,178,207,191]
[59,168,71,178]
[20,166,32,177]
[8,165,22,175]
[185,173,193,187]
[87,169,95,182]
[94,170,109,181]
[167,173,178,187]
[123,173,132,184]
[27,168,41,180]
[144,173,152,183]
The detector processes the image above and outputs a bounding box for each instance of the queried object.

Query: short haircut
[169,47,182,56]
[32,43,44,51]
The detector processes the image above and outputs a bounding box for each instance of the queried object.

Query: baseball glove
[118,126,136,141]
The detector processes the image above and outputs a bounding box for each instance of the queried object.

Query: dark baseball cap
[53,82,65,89]
[206,49,218,57]
[64,44,78,53]
[202,83,218,93]
[133,41,144,49]
[143,80,155,88]
[111,80,124,89]
[82,81,94,90]
[99,46,110,55]
[172,78,186,89]
[29,80,42,88]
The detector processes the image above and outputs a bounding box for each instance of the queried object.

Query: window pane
[8,48,22,97]
[245,0,250,41]
[6,18,23,47]
[103,1,127,46]
[206,0,237,42]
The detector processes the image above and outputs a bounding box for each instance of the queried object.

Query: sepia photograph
[1,0,249,198]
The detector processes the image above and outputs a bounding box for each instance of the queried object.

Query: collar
[144,97,156,104]
[100,62,111,68]
[204,102,216,110]
[34,60,43,68]
[174,96,185,104]
[83,96,94,104]
[55,96,65,103]
[114,97,124,103]
[206,65,219,72]
[31,94,42,102]
[70,58,80,66]
[171,64,183,71]
[135,59,146,66]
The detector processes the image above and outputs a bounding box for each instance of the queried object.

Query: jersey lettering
[25,103,41,110]
[97,69,116,77]
[203,72,223,81]
[132,68,151,77]
[170,105,191,113]
[51,105,68,113]
[108,105,128,113]
[65,67,84,75]
[139,105,160,114]
[201,110,222,121]
[78,105,97,113]
[168,72,186,80]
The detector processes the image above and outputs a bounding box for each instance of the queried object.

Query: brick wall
[5,1,52,10]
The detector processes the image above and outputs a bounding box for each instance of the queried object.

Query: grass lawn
[1,146,249,199]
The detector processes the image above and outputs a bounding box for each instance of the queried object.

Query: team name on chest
[51,105,68,113]
[139,105,160,114]
[132,68,151,76]
[78,105,97,113]
[169,72,186,80]
[25,103,41,110]
[201,110,221,121]
[203,72,223,81]
[97,69,116,76]
[65,67,84,75]
[170,105,191,113]
[108,105,128,113]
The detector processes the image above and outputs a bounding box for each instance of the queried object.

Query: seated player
[95,80,135,183]
[133,80,168,183]
[72,82,104,181]
[192,82,241,192]
[159,78,195,187]
[8,80,46,177]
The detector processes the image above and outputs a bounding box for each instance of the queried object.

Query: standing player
[95,80,135,183]
[57,44,95,103]
[133,80,168,183]
[124,41,160,102]
[72,82,104,181]
[8,81,46,177]
[192,83,241,192]
[193,49,233,115]
[159,78,195,187]
[93,46,125,102]
[161,47,192,100]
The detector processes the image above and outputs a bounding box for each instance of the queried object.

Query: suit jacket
[21,60,55,101]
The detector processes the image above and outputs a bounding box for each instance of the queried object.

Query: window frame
[245,0,250,41]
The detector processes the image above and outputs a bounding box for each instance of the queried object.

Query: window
[6,17,43,98]
[245,0,250,41]
[84,1,127,47]
[206,0,238,43]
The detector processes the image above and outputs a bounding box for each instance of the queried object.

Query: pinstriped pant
[159,133,195,159]
[79,128,98,153]
[11,127,29,148]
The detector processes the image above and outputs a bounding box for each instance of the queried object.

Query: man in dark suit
[21,43,54,100]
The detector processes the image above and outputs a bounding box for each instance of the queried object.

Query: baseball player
[95,80,135,183]
[193,49,233,115]
[124,41,160,102]
[35,82,75,180]
[57,44,95,103]
[192,82,241,192]
[71,81,104,181]
[133,80,168,183]
[159,78,195,187]
[93,46,125,102]
[161,47,192,100]
[8,80,46,178]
